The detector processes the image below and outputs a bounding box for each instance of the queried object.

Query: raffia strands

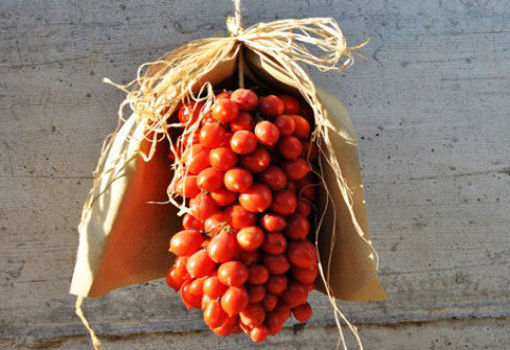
[79,2,374,349]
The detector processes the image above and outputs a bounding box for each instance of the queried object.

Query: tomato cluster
[166,90,318,342]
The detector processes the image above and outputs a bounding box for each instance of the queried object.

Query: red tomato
[231,89,258,111]
[297,176,315,199]
[239,184,273,213]
[286,181,297,193]
[259,165,287,191]
[189,277,206,296]
[225,204,257,230]
[271,190,297,216]
[302,141,318,160]
[174,256,190,278]
[230,130,257,155]
[292,302,312,323]
[216,92,231,100]
[166,266,184,291]
[258,95,284,117]
[178,102,203,125]
[260,213,287,232]
[218,261,249,287]
[240,303,266,327]
[248,284,266,303]
[281,159,311,181]
[199,122,226,148]
[186,249,216,278]
[274,302,291,323]
[296,200,312,217]
[212,98,239,122]
[204,212,230,237]
[248,264,270,285]
[202,293,213,309]
[286,214,310,240]
[287,240,318,268]
[221,286,249,317]
[291,264,318,284]
[185,144,210,174]
[278,95,301,114]
[238,249,261,266]
[250,325,269,342]
[278,135,303,159]
[209,146,238,171]
[210,187,237,206]
[197,167,224,192]
[263,254,290,275]
[236,226,265,251]
[282,282,308,308]
[240,147,270,173]
[261,232,287,255]
[265,312,284,335]
[189,193,218,221]
[204,299,228,328]
[254,121,280,146]
[230,111,254,132]
[262,292,278,311]
[239,321,253,334]
[203,273,227,299]
[180,279,202,309]
[289,115,310,139]
[224,167,253,192]
[274,115,296,136]
[169,230,203,256]
[207,231,238,263]
[182,213,204,231]
[174,175,200,198]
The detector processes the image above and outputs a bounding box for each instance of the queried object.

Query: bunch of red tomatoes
[166,89,319,342]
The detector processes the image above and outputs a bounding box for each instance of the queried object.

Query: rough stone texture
[0,0,509,349]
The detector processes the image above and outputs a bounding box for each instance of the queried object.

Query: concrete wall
[0,0,509,349]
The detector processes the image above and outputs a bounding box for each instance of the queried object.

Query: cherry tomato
[202,293,213,309]
[180,279,202,309]
[302,141,318,160]
[174,175,200,198]
[262,292,278,311]
[281,159,311,181]
[209,146,238,171]
[231,89,258,111]
[204,299,228,328]
[189,192,218,221]
[174,256,190,278]
[292,302,312,323]
[178,102,203,125]
[278,135,303,159]
[204,212,230,237]
[203,273,227,299]
[291,264,318,284]
[240,147,270,173]
[287,240,318,268]
[274,115,296,137]
[289,115,310,139]
[239,321,253,334]
[212,98,239,122]
[297,176,315,199]
[216,92,231,100]
[271,190,297,215]
[186,249,216,278]
[197,167,224,192]
[189,277,206,296]
[261,232,287,255]
[185,144,210,175]
[199,122,226,148]
[296,200,312,217]
[240,303,266,327]
[260,213,287,232]
[218,261,249,287]
[207,230,238,263]
[182,213,204,231]
[238,249,261,266]
[166,266,184,291]
[259,165,287,191]
[274,302,291,323]
[250,325,269,342]
[278,95,301,114]
[286,181,297,193]
[225,204,257,230]
[236,226,265,251]
[230,111,254,132]
[282,282,308,308]
[210,187,237,206]
[254,121,280,146]
[286,214,309,240]
[258,95,284,117]
[248,284,266,303]
[239,184,273,213]
[265,312,284,336]
[224,167,253,192]
[169,230,203,256]
[263,254,290,275]
[248,264,269,285]
[230,130,257,155]
[221,286,249,317]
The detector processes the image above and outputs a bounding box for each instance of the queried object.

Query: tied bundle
[70,1,386,349]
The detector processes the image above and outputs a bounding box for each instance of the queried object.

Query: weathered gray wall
[0,0,509,349]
